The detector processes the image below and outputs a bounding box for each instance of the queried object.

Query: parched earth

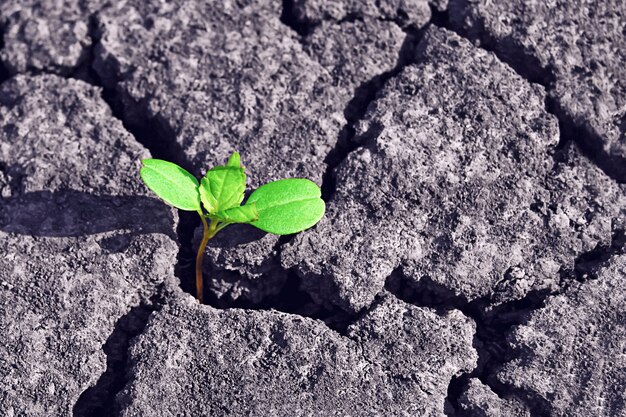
[0,1,624,416]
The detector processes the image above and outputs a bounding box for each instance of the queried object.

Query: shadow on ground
[0,189,176,240]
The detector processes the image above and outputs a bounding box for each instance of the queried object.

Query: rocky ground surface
[0,0,624,416]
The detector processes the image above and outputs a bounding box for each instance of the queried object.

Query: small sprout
[140,152,325,304]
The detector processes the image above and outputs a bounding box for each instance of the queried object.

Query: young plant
[139,152,325,304]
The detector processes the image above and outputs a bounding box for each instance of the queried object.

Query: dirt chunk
[456,378,530,417]
[449,0,626,181]
[497,252,626,416]
[116,294,476,416]
[282,27,625,312]
[0,0,103,75]
[0,75,178,416]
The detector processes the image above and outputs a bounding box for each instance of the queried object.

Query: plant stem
[195,212,218,304]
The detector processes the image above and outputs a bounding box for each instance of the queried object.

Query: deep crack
[387,223,626,417]
[84,17,205,309]
[82,9,352,328]
[2,2,623,415]
[321,27,419,201]
[0,25,10,84]
[546,95,626,183]
[433,8,623,184]
[385,268,555,416]
[280,0,315,37]
[179,229,359,335]
[559,228,626,287]
[0,12,190,416]
[435,7,556,88]
[174,210,201,298]
[416,10,626,411]
[279,1,420,202]
[72,287,166,417]
[428,4,449,28]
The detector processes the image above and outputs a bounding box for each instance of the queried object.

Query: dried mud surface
[0,0,624,416]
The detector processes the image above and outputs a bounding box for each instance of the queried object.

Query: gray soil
[0,0,624,416]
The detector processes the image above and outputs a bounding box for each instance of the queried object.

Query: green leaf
[140,159,201,211]
[247,178,325,235]
[199,166,246,214]
[199,153,246,214]
[199,177,218,213]
[215,203,259,224]
[226,152,241,168]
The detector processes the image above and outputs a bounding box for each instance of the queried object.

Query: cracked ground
[0,0,624,416]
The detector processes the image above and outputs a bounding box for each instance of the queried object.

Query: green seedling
[140,152,325,304]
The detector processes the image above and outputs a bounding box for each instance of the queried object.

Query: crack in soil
[83,15,208,305]
[219,270,360,335]
[0,12,193,415]
[430,6,556,88]
[386,268,556,417]
[386,223,625,416]
[72,286,167,417]
[418,10,626,412]
[79,12,356,332]
[168,2,428,326]
[432,7,624,184]
[34,19,212,414]
[546,95,626,182]
[84,16,190,168]
[176,222,361,335]
[280,0,315,37]
[81,14,339,323]
[279,0,424,203]
[0,24,10,84]
[321,28,419,201]
[559,228,626,288]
